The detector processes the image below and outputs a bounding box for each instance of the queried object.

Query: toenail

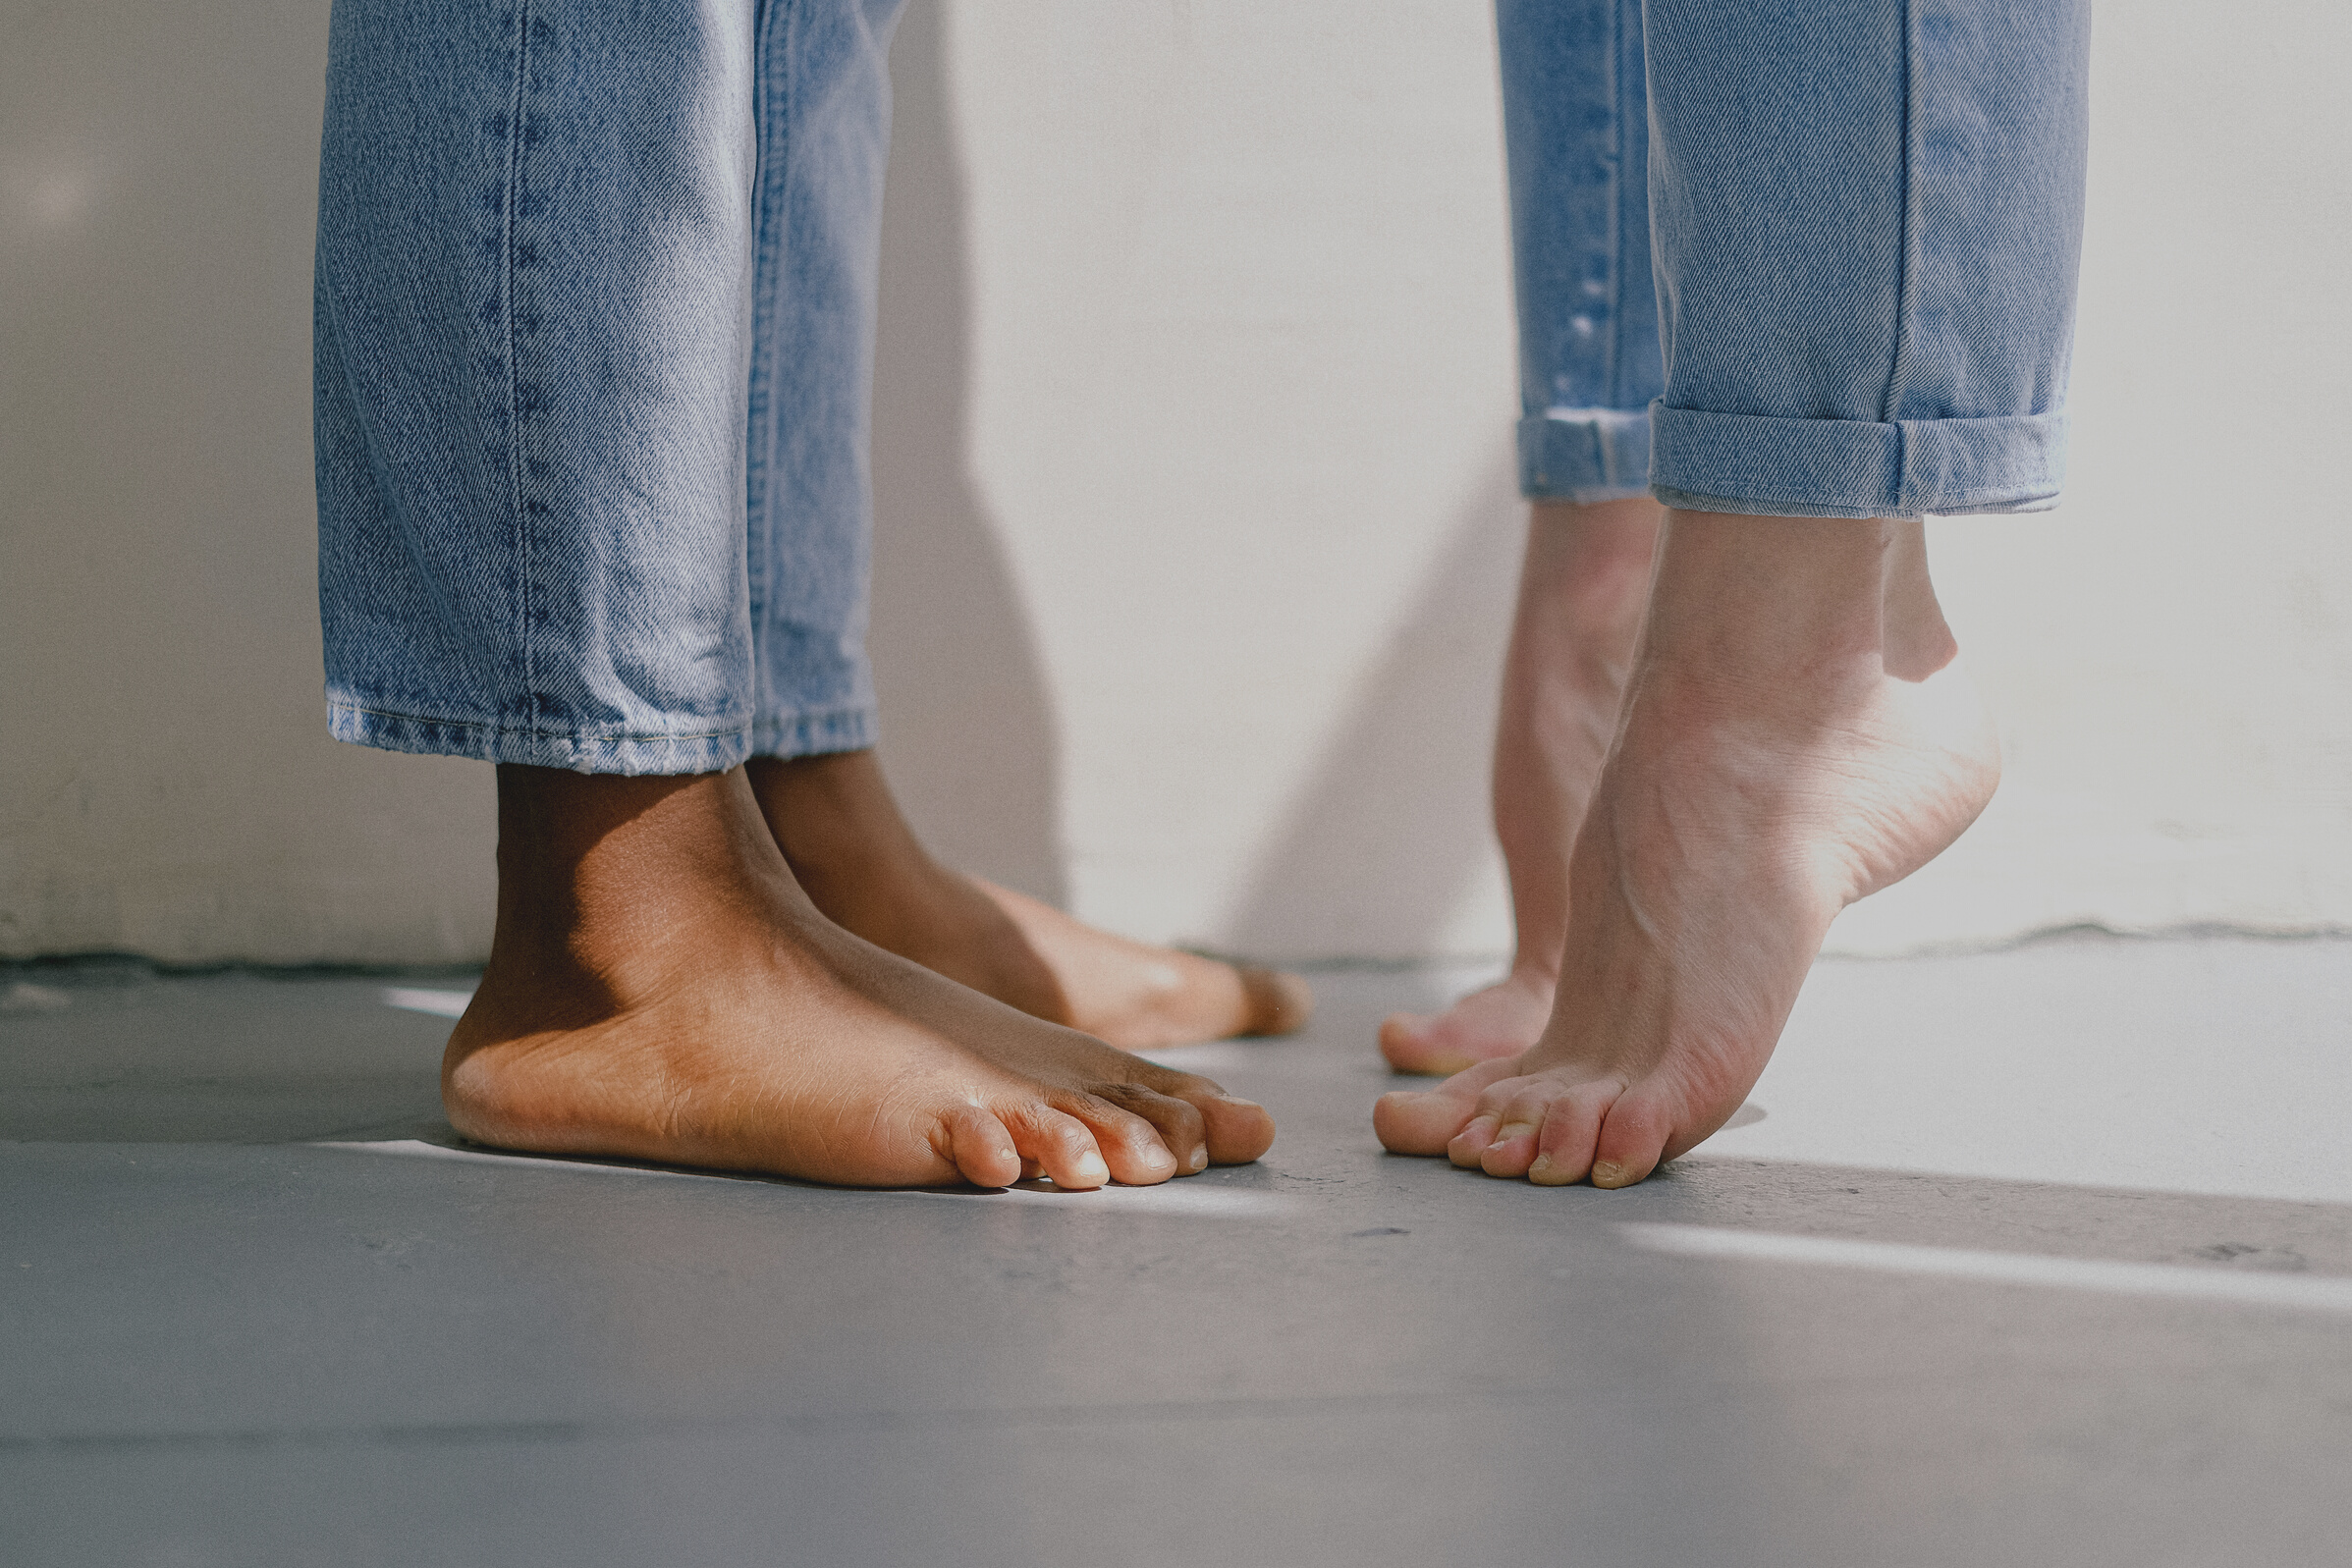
[1074,1152,1109,1184]
[1490,1121,1536,1148]
[1590,1160,1625,1187]
[1187,1146,1208,1171]
[1528,1155,1553,1177]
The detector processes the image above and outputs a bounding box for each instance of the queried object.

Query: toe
[1379,1013,1478,1077]
[1051,1091,1180,1186]
[1136,1067,1275,1165]
[1475,1080,1571,1178]
[1447,1114,1501,1168]
[1090,1082,1210,1174]
[1479,1117,1543,1178]
[941,1104,1022,1189]
[1197,1093,1275,1165]
[1005,1103,1116,1190]
[1526,1082,1615,1186]
[1237,966,1314,1036]
[1373,1057,1518,1156]
[1589,1089,1673,1189]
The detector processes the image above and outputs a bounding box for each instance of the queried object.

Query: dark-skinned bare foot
[746,749,1312,1050]
[444,766,1273,1188]
[1380,497,1660,1074]
[1375,513,1998,1186]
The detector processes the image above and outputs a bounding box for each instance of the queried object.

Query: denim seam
[501,0,538,733]
[330,700,757,746]
[1603,0,1623,410]
[1881,0,1918,431]
[743,0,782,626]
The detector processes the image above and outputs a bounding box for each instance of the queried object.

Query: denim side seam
[328,699,755,776]
[1517,408,1654,504]
[1648,404,2065,519]
[500,0,542,741]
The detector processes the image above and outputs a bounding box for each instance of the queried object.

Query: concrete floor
[4,939,2350,1566]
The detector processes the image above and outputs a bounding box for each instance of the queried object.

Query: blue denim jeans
[1505,0,2090,516]
[316,0,2089,776]
[317,0,904,773]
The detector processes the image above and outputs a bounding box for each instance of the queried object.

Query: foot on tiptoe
[1378,969,1554,1076]
[747,750,1313,1049]
[1378,497,1660,1077]
[1374,514,1999,1187]
[445,766,1273,1189]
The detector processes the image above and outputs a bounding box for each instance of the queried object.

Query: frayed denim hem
[1517,408,1653,503]
[327,700,882,772]
[747,706,879,761]
[1648,405,2067,519]
[327,700,754,776]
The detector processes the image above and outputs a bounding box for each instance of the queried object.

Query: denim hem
[746,706,879,761]
[327,700,753,776]
[1648,405,2067,519]
[1516,409,1654,503]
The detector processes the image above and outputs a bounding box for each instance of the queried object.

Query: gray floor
[4,941,2350,1567]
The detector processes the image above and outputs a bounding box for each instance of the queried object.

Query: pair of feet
[444,752,1297,1190]
[449,507,1996,1193]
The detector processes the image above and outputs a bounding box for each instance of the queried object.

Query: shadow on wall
[869,6,1522,957]
[1224,463,1525,963]
[867,3,1067,906]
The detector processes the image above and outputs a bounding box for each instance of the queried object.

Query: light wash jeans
[1507,0,2091,515]
[316,0,2089,776]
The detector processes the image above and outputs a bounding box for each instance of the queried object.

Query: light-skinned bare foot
[747,749,1312,1050]
[1380,496,1660,1074]
[1375,512,1998,1186]
[445,766,1273,1188]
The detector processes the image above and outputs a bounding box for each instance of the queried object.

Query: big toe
[1377,1013,1481,1077]
[1372,1085,1485,1156]
[1198,1092,1277,1164]
[1237,966,1314,1037]
[1148,1072,1276,1165]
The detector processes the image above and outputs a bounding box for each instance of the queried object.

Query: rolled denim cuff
[1516,408,1654,503]
[327,700,756,776]
[748,705,878,762]
[1648,405,2067,519]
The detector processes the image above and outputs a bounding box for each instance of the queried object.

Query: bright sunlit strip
[313,1138,705,1178]
[382,987,472,1019]
[906,1182,1300,1217]
[1618,1223,2352,1315]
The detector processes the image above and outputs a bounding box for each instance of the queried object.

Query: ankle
[744,751,936,890]
[1645,512,1951,693]
[486,765,790,995]
[1527,497,1663,626]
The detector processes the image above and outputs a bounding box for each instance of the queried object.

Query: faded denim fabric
[1502,0,1664,504]
[316,0,903,774]
[1506,0,2091,517]
[316,0,2092,779]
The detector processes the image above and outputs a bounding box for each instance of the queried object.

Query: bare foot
[1378,969,1556,1077]
[1379,497,1660,1074]
[1375,514,1998,1186]
[746,750,1312,1049]
[445,766,1273,1188]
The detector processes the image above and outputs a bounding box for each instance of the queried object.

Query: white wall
[4,0,2348,966]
